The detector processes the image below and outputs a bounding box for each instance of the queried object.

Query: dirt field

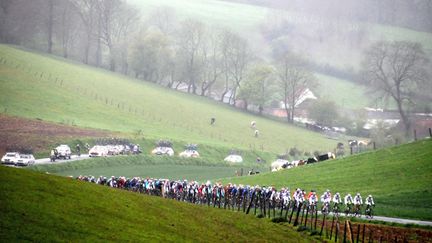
[301,216,432,243]
[0,114,111,156]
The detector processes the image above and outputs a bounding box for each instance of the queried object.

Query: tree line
[0,0,319,123]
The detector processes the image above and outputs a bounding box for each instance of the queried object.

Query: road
[361,215,432,226]
[35,154,91,165]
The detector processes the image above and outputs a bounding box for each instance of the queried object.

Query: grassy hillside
[315,74,369,109]
[0,166,311,242]
[0,44,342,154]
[28,154,269,181]
[221,139,432,221]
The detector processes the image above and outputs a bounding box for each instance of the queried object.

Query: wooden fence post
[335,221,340,242]
[356,224,360,243]
[293,203,303,226]
[320,213,326,236]
[284,201,291,220]
[304,206,309,227]
[343,220,347,243]
[414,129,417,141]
[330,216,335,240]
[348,221,354,243]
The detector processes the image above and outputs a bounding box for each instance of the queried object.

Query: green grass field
[29,154,269,181]
[315,74,370,109]
[0,44,342,156]
[221,139,432,221]
[0,166,312,242]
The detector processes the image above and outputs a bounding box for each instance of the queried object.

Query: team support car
[89,145,109,157]
[224,154,243,163]
[55,145,72,159]
[15,154,35,166]
[179,144,199,158]
[151,146,174,156]
[151,140,174,156]
[1,152,20,165]
[179,149,200,158]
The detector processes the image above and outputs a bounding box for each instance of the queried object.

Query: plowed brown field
[0,114,111,156]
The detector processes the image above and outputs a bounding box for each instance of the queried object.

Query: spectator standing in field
[76,144,81,157]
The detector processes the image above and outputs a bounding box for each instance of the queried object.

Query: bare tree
[200,30,223,97]
[56,0,79,58]
[70,0,98,64]
[46,0,54,53]
[362,41,430,136]
[219,30,251,104]
[177,19,205,94]
[276,52,316,123]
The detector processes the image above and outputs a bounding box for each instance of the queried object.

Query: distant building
[267,88,317,118]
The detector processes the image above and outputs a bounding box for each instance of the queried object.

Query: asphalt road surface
[35,154,91,165]
[362,215,432,226]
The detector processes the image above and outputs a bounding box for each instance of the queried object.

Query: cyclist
[353,193,363,217]
[332,192,342,215]
[344,193,354,216]
[321,189,332,215]
[365,194,375,218]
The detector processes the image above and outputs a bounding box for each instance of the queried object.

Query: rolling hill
[0,165,311,242]
[129,0,431,113]
[130,0,432,68]
[0,44,343,155]
[221,139,432,221]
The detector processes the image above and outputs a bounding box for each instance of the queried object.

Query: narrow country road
[35,154,91,165]
[361,215,432,226]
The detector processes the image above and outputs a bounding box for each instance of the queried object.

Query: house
[267,88,317,118]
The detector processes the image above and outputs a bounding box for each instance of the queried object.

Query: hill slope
[0,44,341,154]
[221,139,432,221]
[0,166,311,242]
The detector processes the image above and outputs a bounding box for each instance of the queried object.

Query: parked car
[15,154,35,166]
[152,147,174,156]
[89,145,108,157]
[152,140,174,156]
[179,144,199,158]
[224,154,243,163]
[1,152,20,165]
[179,150,200,158]
[55,145,72,159]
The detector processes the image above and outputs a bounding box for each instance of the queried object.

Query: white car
[179,150,200,158]
[16,154,35,166]
[151,147,174,156]
[1,152,20,165]
[89,146,109,157]
[55,145,72,159]
[224,155,243,163]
